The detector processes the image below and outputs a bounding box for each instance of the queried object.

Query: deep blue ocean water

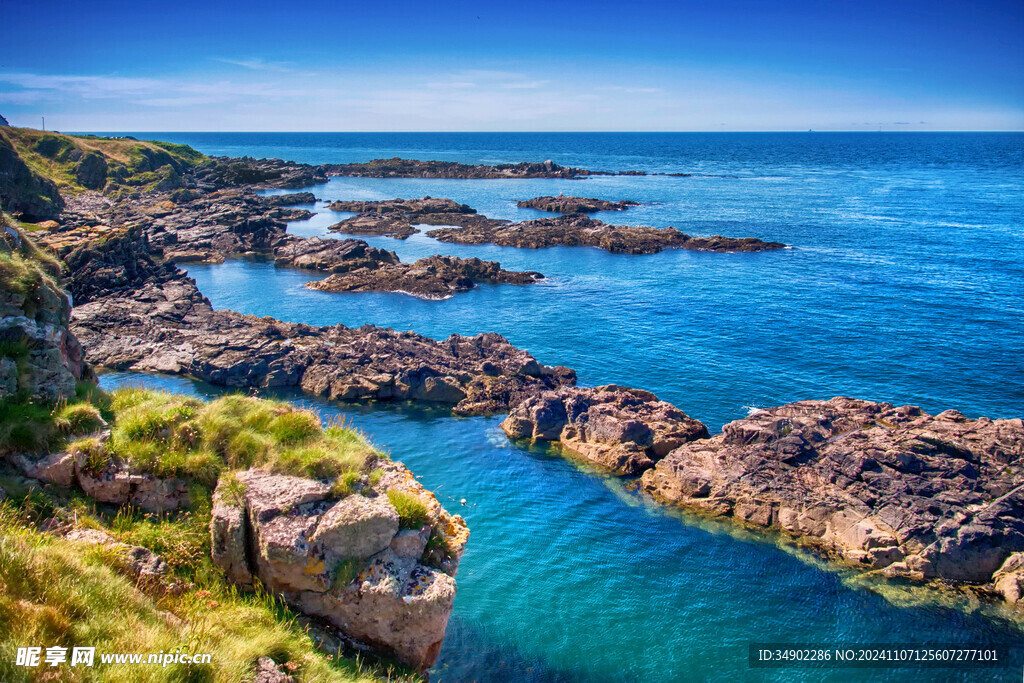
[94,132,1024,681]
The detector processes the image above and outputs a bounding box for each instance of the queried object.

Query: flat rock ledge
[210,466,468,672]
[501,385,709,475]
[639,397,1024,602]
[517,195,639,214]
[429,214,787,255]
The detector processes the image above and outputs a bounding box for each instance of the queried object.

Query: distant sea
[94,132,1024,681]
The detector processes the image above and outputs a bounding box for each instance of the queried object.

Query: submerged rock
[639,398,1024,592]
[502,385,709,475]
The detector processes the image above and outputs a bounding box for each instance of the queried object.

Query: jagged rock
[0,132,64,221]
[502,385,708,475]
[196,157,327,190]
[12,451,76,487]
[273,237,399,273]
[0,228,87,401]
[639,398,1024,589]
[430,213,787,255]
[993,554,1024,604]
[325,197,483,239]
[517,195,639,214]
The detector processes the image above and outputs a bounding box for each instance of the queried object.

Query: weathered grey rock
[253,657,294,683]
[13,451,76,487]
[295,549,457,672]
[502,385,708,475]
[210,490,254,586]
[640,398,1024,591]
[311,495,400,561]
[208,466,468,672]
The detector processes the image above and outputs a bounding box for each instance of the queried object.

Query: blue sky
[1,0,1022,131]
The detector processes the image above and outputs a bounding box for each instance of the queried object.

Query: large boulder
[502,385,708,475]
[209,468,468,672]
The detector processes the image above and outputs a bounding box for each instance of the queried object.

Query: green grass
[0,127,206,195]
[386,491,431,531]
[99,389,378,487]
[0,502,410,682]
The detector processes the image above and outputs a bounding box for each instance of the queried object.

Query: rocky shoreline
[517,195,639,213]
[63,225,573,416]
[5,128,1023,618]
[502,386,1024,605]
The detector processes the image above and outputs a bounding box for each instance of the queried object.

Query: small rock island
[517,195,639,213]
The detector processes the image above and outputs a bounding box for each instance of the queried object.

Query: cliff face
[0,222,87,401]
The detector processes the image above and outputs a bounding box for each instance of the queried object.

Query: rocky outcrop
[307,254,543,300]
[13,433,190,512]
[429,214,787,255]
[0,132,64,221]
[66,227,574,415]
[197,157,328,190]
[326,197,489,239]
[501,385,708,475]
[639,398,1024,594]
[210,465,468,671]
[321,158,606,179]
[517,195,639,214]
[0,226,87,401]
[273,237,399,273]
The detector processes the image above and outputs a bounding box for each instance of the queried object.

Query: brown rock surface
[66,227,574,415]
[640,398,1024,590]
[307,254,543,299]
[502,385,709,475]
[517,195,639,213]
[325,197,488,239]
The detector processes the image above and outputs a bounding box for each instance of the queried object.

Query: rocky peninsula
[517,195,639,213]
[429,214,787,255]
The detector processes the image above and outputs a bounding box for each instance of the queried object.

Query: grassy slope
[0,386,421,682]
[0,126,206,198]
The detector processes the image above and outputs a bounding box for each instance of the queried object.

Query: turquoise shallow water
[93,132,1024,680]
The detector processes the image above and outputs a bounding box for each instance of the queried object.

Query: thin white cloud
[215,58,295,73]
